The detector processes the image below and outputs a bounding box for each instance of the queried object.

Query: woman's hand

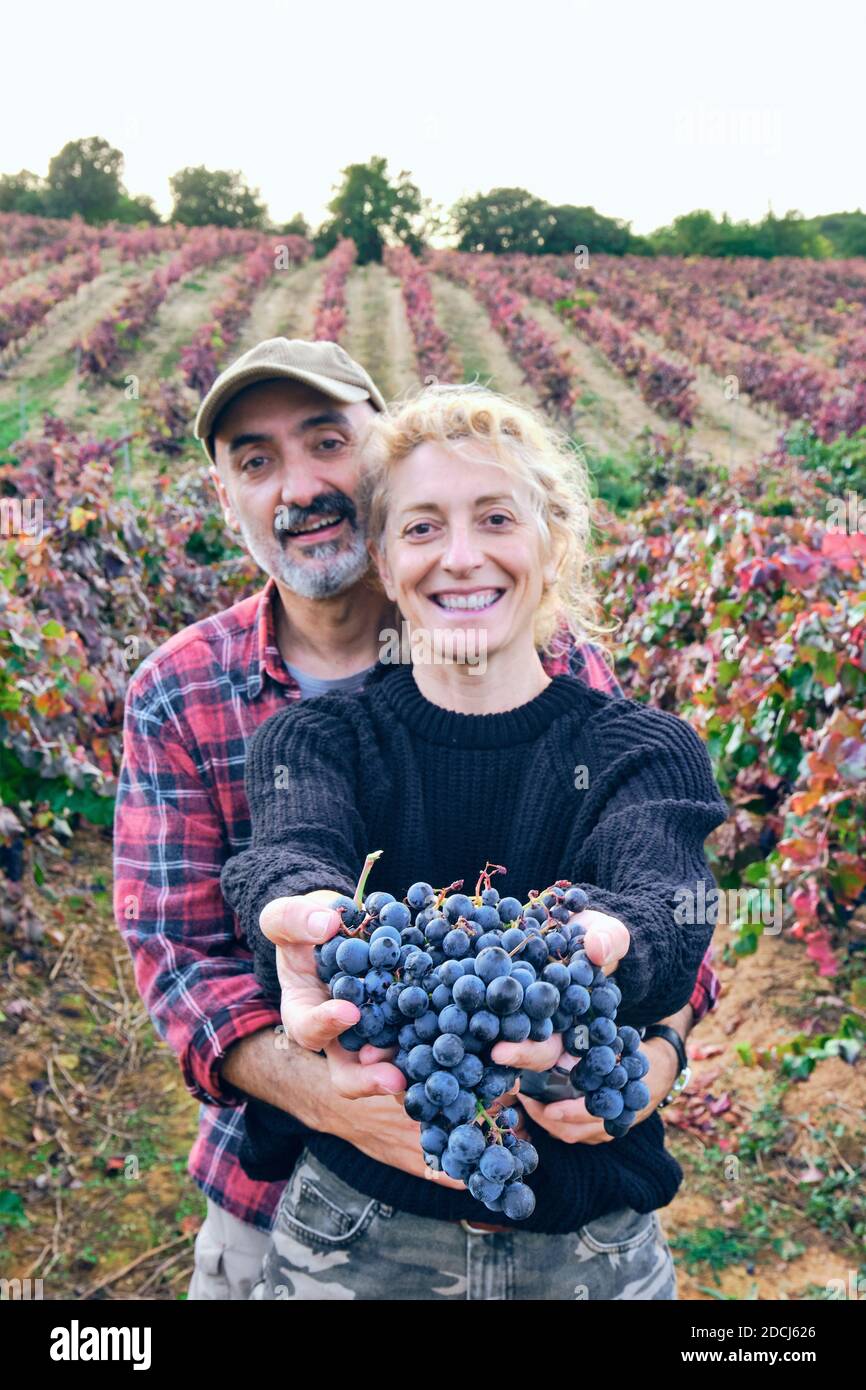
[490,909,630,1072]
[258,891,406,1101]
[572,907,631,977]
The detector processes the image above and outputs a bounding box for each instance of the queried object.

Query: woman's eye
[486,513,513,527]
[405,521,434,538]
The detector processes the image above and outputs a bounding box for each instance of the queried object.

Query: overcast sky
[2,0,862,232]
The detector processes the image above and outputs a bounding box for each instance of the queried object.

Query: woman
[220,383,730,1300]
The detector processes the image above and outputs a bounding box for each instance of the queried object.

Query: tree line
[2,137,864,261]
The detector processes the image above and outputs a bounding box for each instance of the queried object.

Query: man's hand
[514,1003,692,1145]
[258,891,405,1100]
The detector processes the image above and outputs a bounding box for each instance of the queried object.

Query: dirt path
[528,297,784,467]
[49,261,240,434]
[630,321,785,464]
[429,274,542,410]
[344,263,418,403]
[0,251,168,407]
[233,258,324,355]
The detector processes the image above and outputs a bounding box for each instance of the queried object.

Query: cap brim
[194,364,376,446]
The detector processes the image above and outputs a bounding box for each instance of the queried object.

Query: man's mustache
[274,494,359,539]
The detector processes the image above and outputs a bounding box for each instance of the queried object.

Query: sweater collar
[374,662,584,748]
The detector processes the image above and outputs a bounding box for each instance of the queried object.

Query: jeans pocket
[577,1205,656,1254]
[276,1148,383,1250]
[189,1221,231,1300]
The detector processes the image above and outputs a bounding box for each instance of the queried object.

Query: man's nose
[276,452,330,510]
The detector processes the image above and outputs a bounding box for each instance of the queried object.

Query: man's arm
[113,665,287,1108]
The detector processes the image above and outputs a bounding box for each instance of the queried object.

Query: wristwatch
[640,1024,691,1109]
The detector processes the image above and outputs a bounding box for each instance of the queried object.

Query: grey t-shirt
[284,660,378,700]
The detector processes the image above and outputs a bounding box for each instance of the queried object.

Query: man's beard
[236,495,372,599]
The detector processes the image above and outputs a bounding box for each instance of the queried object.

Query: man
[113,337,717,1299]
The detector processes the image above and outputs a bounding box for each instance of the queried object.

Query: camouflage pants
[249,1146,678,1301]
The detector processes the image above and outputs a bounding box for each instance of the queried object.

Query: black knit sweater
[220,662,730,1233]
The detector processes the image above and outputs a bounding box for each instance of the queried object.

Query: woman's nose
[441,525,484,570]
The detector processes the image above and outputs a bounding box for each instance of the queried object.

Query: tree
[44,137,123,222]
[274,211,310,238]
[544,205,635,255]
[113,193,162,225]
[0,170,47,215]
[169,166,267,228]
[317,156,424,263]
[452,187,549,254]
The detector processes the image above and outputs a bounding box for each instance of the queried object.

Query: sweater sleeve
[220,696,369,1001]
[568,701,730,1026]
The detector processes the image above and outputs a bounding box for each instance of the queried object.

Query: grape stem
[474,862,507,898]
[353,850,384,909]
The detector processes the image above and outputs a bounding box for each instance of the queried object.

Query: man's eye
[317,436,346,452]
[241,455,269,472]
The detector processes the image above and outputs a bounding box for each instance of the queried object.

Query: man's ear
[368,539,397,601]
[209,462,241,531]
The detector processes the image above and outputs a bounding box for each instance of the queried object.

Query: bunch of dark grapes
[314,861,651,1222]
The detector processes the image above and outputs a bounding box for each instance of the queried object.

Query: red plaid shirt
[113,576,721,1232]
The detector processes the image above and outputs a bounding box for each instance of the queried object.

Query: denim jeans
[249,1145,678,1301]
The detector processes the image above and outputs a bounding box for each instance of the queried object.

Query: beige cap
[194,337,387,463]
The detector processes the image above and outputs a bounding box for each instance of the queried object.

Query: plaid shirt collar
[248,577,293,699]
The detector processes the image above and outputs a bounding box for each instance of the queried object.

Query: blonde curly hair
[356,382,617,659]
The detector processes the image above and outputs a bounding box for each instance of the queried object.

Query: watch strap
[640,1024,690,1108]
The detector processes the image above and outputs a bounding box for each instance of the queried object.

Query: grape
[332,975,365,1007]
[335,938,370,976]
[448,1124,486,1163]
[468,1170,503,1204]
[364,891,396,916]
[443,929,471,958]
[486,976,524,1016]
[502,1182,536,1220]
[397,986,428,1018]
[414,1011,440,1042]
[369,936,401,969]
[442,893,474,923]
[406,881,435,911]
[479,1145,516,1183]
[475,947,512,983]
[497,896,523,925]
[511,1140,539,1174]
[425,1071,460,1107]
[432,1032,465,1067]
[438,1003,469,1035]
[499,1010,532,1042]
[623,1080,651,1112]
[407,1044,437,1080]
[441,1089,477,1124]
[468,1010,500,1043]
[420,1123,448,1155]
[523,982,559,1020]
[452,976,485,1012]
[585,1086,624,1120]
[325,868,652,1221]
